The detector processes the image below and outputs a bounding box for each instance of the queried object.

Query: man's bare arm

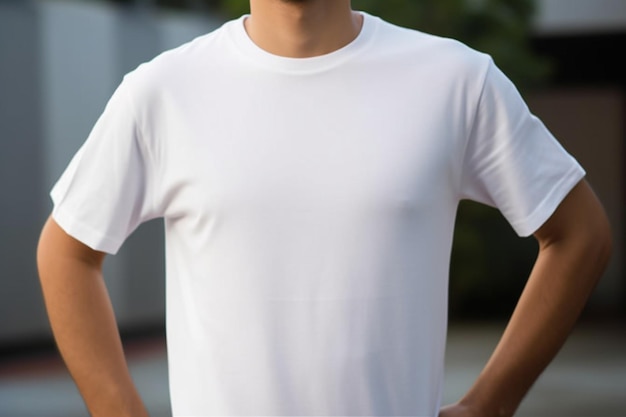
[440,179,612,417]
[37,216,149,417]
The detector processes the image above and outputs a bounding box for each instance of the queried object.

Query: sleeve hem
[51,199,123,255]
[510,165,586,237]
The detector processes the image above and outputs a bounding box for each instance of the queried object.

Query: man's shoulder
[122,18,236,92]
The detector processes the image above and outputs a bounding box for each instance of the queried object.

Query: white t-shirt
[51,12,585,417]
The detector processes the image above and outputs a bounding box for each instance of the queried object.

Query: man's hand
[37,215,149,417]
[442,179,611,417]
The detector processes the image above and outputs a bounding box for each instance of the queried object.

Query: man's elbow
[573,201,613,288]
[536,180,613,283]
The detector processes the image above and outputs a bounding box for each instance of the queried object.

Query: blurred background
[0,0,624,416]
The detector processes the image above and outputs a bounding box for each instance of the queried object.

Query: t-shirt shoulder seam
[120,76,160,218]
[457,53,493,197]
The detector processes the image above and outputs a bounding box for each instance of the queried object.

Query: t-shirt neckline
[227,11,378,74]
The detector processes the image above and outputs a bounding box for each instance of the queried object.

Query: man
[37,0,611,416]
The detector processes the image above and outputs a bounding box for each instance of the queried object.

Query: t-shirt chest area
[155,74,459,221]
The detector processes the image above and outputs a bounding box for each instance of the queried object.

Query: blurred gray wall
[0,1,47,342]
[0,0,220,344]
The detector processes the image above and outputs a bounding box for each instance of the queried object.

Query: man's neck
[245,0,363,58]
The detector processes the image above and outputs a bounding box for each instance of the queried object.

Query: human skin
[244,0,363,57]
[37,1,612,416]
[37,219,148,417]
[438,179,611,417]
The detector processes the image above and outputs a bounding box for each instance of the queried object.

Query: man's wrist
[456,393,516,417]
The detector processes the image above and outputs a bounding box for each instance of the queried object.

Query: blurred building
[0,0,624,349]
[528,0,625,317]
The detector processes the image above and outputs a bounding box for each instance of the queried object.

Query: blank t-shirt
[50,12,585,417]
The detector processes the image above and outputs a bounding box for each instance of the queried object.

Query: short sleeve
[50,76,159,254]
[460,57,585,237]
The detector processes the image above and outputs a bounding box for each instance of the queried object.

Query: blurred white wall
[534,0,626,34]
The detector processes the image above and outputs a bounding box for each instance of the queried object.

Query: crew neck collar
[227,11,378,74]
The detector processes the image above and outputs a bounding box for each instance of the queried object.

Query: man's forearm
[37,218,149,417]
[451,181,612,417]
[456,237,609,416]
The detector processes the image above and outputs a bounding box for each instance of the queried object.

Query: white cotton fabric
[50,12,585,417]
